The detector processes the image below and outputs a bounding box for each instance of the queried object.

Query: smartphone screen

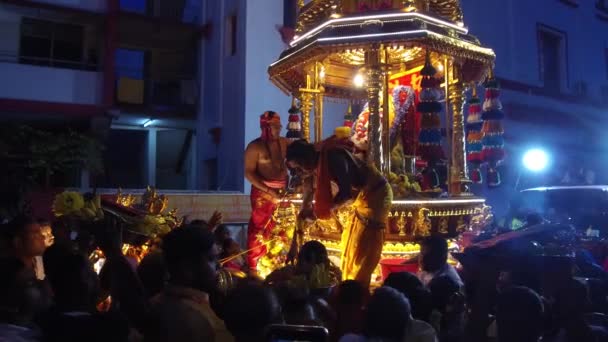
[265,324,329,342]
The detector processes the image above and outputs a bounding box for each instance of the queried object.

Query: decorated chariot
[261,0,504,278]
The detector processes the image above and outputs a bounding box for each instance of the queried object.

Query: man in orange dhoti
[286,137,392,286]
[244,111,290,270]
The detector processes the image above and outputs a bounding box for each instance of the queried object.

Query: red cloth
[260,111,282,142]
[246,180,285,269]
[313,136,355,220]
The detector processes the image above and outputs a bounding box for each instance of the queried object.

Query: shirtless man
[244,111,290,270]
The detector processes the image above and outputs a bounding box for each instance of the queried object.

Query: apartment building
[0,0,204,190]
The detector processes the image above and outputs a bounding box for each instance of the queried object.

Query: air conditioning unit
[573,81,588,96]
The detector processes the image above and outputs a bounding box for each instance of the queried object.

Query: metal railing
[0,51,100,71]
[114,72,199,109]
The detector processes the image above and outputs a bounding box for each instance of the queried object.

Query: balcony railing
[115,73,199,114]
[0,51,102,105]
[0,51,100,72]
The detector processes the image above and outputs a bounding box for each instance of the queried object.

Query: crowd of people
[2,112,608,341]
[2,211,608,342]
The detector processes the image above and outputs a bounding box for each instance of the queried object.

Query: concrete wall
[0,7,20,61]
[243,0,291,193]
[198,0,248,191]
[0,62,102,104]
[461,0,608,215]
[462,0,608,103]
[198,0,291,193]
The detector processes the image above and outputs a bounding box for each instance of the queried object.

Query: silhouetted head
[162,225,219,293]
[420,235,449,273]
[296,240,329,275]
[364,287,411,342]
[496,286,544,342]
[286,140,318,174]
[0,257,47,325]
[7,215,46,259]
[223,283,282,342]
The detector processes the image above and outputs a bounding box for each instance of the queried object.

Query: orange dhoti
[247,180,286,269]
[340,167,393,286]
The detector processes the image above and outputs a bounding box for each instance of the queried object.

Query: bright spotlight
[522,149,549,172]
[353,74,365,88]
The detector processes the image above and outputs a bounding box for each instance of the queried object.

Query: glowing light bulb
[522,149,549,172]
[353,74,365,87]
[436,63,444,72]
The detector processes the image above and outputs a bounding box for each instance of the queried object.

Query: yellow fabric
[117,77,144,104]
[340,166,392,286]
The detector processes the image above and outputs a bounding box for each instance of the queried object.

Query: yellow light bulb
[353,74,365,87]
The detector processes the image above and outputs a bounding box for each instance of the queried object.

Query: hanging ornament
[481,74,505,187]
[286,97,302,141]
[343,103,354,128]
[334,103,354,140]
[466,85,483,184]
[417,51,445,188]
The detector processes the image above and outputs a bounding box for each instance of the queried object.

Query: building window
[20,18,84,69]
[537,25,568,93]
[225,14,237,57]
[96,129,148,189]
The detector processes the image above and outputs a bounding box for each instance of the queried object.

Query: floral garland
[466,89,483,184]
[256,202,298,278]
[53,191,103,221]
[390,85,416,146]
[286,101,302,141]
[417,53,445,165]
[481,77,505,187]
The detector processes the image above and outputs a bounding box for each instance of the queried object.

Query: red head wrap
[260,111,282,141]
